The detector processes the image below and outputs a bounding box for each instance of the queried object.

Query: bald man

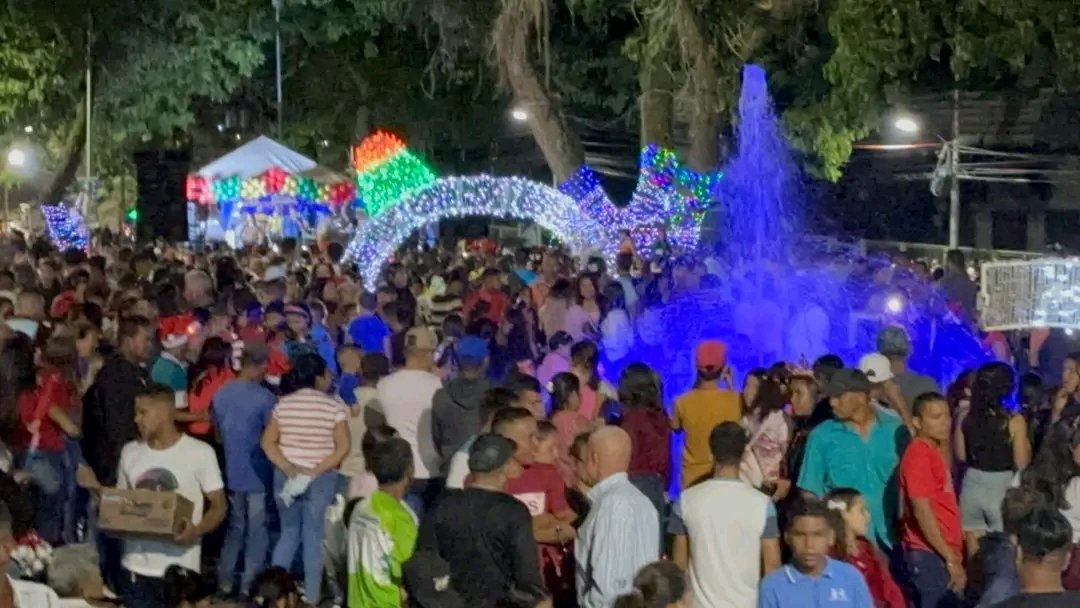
[574,427,660,608]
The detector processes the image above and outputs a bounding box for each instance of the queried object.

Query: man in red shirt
[900,392,965,608]
[463,268,509,325]
[493,406,577,603]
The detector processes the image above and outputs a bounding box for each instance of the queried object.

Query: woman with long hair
[491,307,538,381]
[741,374,792,499]
[1021,416,1080,588]
[261,353,349,604]
[37,333,84,545]
[566,274,604,342]
[956,362,1031,557]
[618,363,669,542]
[600,282,634,379]
[570,340,616,422]
[182,337,235,441]
[538,278,573,341]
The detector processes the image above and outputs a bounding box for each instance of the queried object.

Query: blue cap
[455,335,489,366]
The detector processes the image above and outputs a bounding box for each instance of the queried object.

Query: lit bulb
[511,108,528,122]
[886,295,904,314]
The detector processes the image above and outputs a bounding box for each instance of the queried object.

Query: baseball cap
[695,340,728,372]
[468,433,516,474]
[824,368,872,398]
[262,265,287,283]
[403,550,465,608]
[858,353,894,383]
[455,335,489,366]
[876,325,912,358]
[405,326,438,352]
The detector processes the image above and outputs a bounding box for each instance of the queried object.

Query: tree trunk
[493,1,584,183]
[639,50,674,148]
[675,0,721,172]
[42,97,88,205]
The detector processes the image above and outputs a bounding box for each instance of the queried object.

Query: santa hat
[159,314,195,350]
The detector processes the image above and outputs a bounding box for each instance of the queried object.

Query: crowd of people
[0,232,1078,608]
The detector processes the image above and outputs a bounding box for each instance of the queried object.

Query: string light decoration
[344,175,613,286]
[980,260,1080,330]
[185,169,356,210]
[352,131,436,217]
[41,204,89,251]
[557,145,723,254]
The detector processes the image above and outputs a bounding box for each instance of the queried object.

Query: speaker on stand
[132,149,191,243]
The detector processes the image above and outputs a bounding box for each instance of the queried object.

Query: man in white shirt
[114,383,226,608]
[575,427,659,607]
[1,502,62,607]
[670,421,781,608]
[377,326,444,517]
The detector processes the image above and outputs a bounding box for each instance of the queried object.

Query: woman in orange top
[182,337,235,441]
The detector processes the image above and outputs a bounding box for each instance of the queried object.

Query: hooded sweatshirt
[431,376,491,472]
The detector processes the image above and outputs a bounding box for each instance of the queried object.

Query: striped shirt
[575,472,660,607]
[273,388,348,469]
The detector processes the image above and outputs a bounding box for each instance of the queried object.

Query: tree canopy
[3,0,1080,218]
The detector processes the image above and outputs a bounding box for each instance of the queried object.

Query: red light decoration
[352,131,407,172]
[264,167,288,194]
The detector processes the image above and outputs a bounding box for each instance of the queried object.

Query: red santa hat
[158,314,195,350]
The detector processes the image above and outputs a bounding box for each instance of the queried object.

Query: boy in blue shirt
[759,500,873,608]
[348,292,390,357]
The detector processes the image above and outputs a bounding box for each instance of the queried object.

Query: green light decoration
[126,208,138,222]
[353,131,436,217]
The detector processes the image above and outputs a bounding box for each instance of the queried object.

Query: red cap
[695,340,727,372]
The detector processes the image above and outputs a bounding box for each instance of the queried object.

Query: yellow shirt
[673,385,743,488]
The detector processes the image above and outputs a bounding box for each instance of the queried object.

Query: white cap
[858,353,894,383]
[262,265,287,283]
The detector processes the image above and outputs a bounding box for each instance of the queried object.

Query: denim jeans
[24,449,68,546]
[905,549,960,608]
[218,491,269,594]
[271,470,339,602]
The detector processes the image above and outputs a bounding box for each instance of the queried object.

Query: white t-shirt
[376,369,443,480]
[118,435,224,577]
[671,478,778,608]
[1063,477,1080,542]
[444,435,477,490]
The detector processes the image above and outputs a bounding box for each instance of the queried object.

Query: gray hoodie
[431,376,491,472]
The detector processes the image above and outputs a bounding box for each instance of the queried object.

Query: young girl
[824,489,906,608]
[549,373,590,487]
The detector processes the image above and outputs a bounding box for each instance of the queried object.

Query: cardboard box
[98,489,193,538]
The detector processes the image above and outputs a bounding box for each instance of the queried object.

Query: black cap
[403,550,465,608]
[468,434,516,474]
[824,368,872,398]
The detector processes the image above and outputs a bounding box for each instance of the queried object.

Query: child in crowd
[248,567,301,608]
[825,488,906,608]
[549,373,589,487]
[537,331,574,389]
[534,420,559,467]
[337,345,362,405]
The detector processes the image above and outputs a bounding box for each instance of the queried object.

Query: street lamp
[6,148,26,169]
[511,108,528,122]
[894,116,920,134]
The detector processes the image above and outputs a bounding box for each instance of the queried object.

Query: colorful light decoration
[558,145,724,254]
[41,204,89,251]
[352,131,436,217]
[344,175,613,286]
[185,168,356,211]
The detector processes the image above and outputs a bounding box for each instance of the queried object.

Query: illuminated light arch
[344,175,615,286]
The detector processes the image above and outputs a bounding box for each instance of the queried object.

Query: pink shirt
[273,388,348,469]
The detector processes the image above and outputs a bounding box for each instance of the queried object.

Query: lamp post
[4,147,26,231]
[891,112,961,249]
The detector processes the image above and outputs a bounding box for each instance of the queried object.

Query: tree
[0,0,268,207]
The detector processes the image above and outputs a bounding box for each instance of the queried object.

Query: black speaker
[133,149,191,243]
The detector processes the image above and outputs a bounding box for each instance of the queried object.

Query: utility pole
[85,12,93,217]
[273,0,283,140]
[948,88,960,249]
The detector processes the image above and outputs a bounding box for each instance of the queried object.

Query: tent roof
[196,136,346,181]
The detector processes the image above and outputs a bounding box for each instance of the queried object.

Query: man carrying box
[86,383,226,607]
